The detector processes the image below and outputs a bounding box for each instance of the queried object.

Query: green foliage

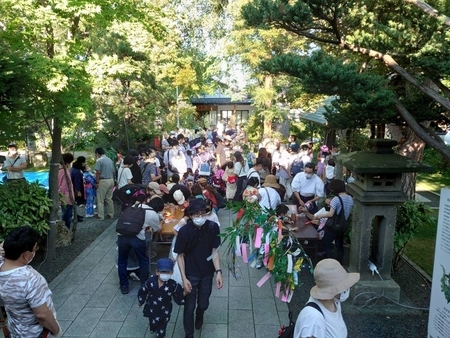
[392,200,436,272]
[0,181,53,241]
[422,147,450,175]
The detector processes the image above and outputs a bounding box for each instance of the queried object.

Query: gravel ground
[31,206,120,282]
[287,248,430,337]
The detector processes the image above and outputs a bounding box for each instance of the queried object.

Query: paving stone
[63,307,105,336]
[73,273,106,295]
[56,293,92,321]
[117,306,148,337]
[203,296,228,324]
[250,277,275,299]
[228,286,252,310]
[252,298,280,326]
[200,323,227,338]
[228,309,255,338]
[255,324,281,338]
[86,283,119,308]
[100,293,135,322]
[89,320,123,338]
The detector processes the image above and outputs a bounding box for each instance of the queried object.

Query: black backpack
[116,204,147,236]
[290,157,304,176]
[213,190,226,209]
[325,196,348,233]
[277,311,296,338]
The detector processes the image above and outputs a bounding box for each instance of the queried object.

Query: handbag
[324,195,348,233]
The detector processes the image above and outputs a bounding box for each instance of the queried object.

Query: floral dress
[223,167,237,200]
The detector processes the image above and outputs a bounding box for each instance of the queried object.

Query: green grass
[417,172,450,193]
[403,209,438,276]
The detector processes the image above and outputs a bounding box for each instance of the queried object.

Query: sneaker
[94,215,104,220]
[120,286,129,294]
[85,214,94,218]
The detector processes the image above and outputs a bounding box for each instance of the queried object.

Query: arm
[177,253,192,293]
[212,248,223,289]
[32,303,60,336]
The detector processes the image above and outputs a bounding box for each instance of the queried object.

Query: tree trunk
[263,75,273,135]
[47,118,62,261]
[387,123,428,199]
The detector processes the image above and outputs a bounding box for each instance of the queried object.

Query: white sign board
[429,188,450,338]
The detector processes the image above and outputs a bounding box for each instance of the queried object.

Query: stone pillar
[336,139,433,305]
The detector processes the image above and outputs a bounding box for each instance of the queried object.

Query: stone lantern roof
[335,139,434,174]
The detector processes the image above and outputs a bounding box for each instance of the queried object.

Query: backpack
[290,157,304,176]
[116,204,148,236]
[325,196,348,233]
[115,184,146,207]
[213,190,226,209]
[198,162,211,176]
[277,311,295,338]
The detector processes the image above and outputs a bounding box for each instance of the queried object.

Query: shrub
[392,200,436,272]
[0,180,53,240]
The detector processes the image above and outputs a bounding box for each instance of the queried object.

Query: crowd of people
[0,122,358,338]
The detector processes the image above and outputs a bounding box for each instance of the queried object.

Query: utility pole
[176,86,180,128]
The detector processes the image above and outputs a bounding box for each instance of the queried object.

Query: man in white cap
[294,259,360,338]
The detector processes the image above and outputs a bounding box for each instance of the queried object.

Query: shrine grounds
[20,204,433,338]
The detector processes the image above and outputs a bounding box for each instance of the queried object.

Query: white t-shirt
[326,165,335,180]
[294,297,347,338]
[117,167,133,189]
[0,257,57,338]
[258,186,281,210]
[291,172,324,198]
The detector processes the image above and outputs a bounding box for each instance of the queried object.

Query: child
[312,197,332,239]
[138,258,186,338]
[242,177,260,203]
[223,161,237,200]
[84,172,96,217]
[275,204,298,232]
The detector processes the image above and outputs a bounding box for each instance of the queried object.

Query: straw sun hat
[262,175,280,189]
[310,259,360,300]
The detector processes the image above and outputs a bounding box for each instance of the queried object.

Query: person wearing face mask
[294,259,360,338]
[137,258,186,338]
[291,162,324,215]
[174,198,222,338]
[0,226,62,338]
[302,180,354,264]
[2,142,27,182]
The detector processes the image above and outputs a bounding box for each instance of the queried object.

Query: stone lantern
[335,139,433,303]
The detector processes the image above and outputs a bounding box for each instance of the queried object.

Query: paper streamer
[268,255,274,271]
[263,244,270,266]
[287,254,293,273]
[235,236,241,256]
[254,228,263,248]
[275,282,281,298]
[265,232,271,246]
[248,252,257,263]
[256,271,272,287]
[281,293,287,302]
[241,243,248,263]
[278,226,282,243]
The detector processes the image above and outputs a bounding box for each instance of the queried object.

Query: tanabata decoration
[221,201,313,303]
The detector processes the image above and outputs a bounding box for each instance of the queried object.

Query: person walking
[294,259,360,338]
[232,151,249,201]
[58,153,74,229]
[94,147,115,220]
[174,199,223,338]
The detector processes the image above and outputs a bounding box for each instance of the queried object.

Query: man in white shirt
[246,158,265,187]
[291,162,324,214]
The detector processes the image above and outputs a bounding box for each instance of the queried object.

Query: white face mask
[27,251,35,265]
[305,173,313,179]
[335,288,350,303]
[192,217,206,226]
[9,151,17,156]
[159,273,171,282]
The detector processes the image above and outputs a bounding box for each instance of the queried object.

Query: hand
[298,206,307,213]
[216,273,223,289]
[0,242,4,257]
[183,278,192,293]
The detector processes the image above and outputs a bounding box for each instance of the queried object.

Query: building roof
[190,97,253,105]
[290,96,337,126]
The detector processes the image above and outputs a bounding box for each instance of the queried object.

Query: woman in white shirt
[232,151,249,201]
[294,259,360,338]
[117,156,134,189]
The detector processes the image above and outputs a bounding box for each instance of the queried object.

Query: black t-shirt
[174,220,221,278]
[130,162,143,184]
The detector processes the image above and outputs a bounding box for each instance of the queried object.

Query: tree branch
[404,0,450,27]
[277,23,340,45]
[342,41,450,111]
[394,96,450,161]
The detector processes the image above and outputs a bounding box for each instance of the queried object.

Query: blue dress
[138,275,185,337]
